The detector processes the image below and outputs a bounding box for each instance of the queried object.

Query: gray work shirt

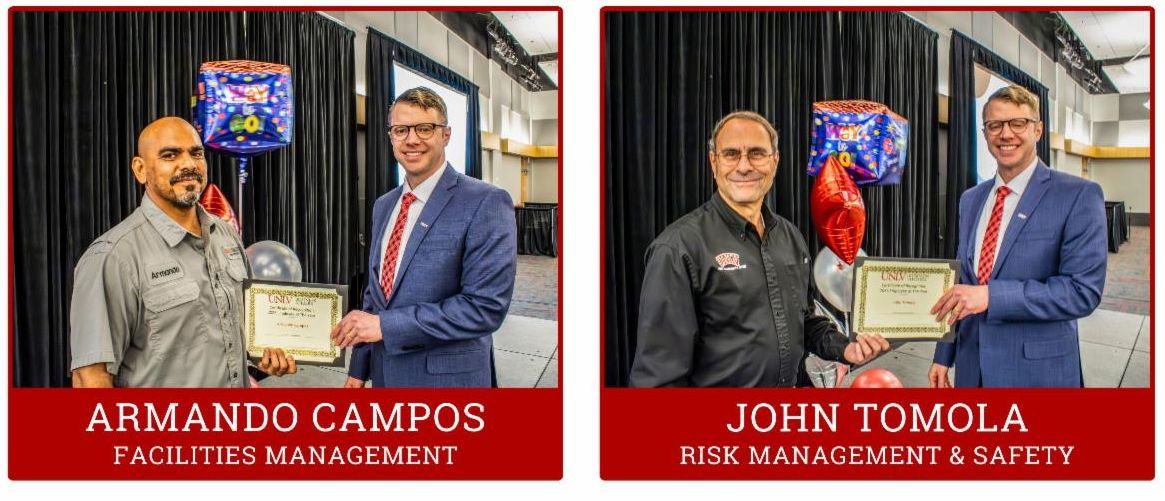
[69,194,250,387]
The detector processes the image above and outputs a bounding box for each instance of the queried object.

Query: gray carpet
[510,255,558,320]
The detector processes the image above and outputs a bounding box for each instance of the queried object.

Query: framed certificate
[851,257,958,341]
[243,279,349,366]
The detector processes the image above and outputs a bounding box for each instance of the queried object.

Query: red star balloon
[199,183,240,234]
[811,155,866,265]
[850,368,903,388]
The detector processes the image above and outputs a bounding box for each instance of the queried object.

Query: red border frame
[6,6,564,481]
[598,5,1155,480]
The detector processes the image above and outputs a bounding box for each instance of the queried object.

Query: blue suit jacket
[349,166,517,387]
[934,162,1106,387]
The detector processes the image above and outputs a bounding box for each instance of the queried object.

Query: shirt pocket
[225,254,248,282]
[143,279,208,359]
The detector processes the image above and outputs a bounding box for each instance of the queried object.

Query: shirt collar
[993,156,1039,197]
[402,163,448,204]
[141,193,217,248]
[710,191,777,239]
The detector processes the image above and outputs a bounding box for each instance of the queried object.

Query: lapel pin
[420,222,430,228]
[1017,213,1027,220]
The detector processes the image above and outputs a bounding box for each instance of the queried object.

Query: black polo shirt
[630,192,850,387]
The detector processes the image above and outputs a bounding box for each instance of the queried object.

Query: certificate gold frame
[851,257,958,341]
[243,279,349,367]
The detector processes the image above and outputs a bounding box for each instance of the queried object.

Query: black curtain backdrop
[11,11,356,387]
[242,12,360,289]
[838,12,941,260]
[603,11,939,387]
[12,11,244,388]
[945,30,1050,258]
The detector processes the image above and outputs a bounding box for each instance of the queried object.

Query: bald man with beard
[69,117,295,388]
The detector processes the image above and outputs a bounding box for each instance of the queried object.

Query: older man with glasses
[332,86,517,388]
[629,111,889,388]
[929,84,1107,388]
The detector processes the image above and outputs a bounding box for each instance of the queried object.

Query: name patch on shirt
[147,262,184,285]
[714,252,747,271]
[223,245,243,259]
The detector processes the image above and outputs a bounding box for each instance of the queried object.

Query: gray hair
[707,111,780,153]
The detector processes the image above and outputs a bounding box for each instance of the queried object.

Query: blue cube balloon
[193,60,293,156]
[806,100,908,186]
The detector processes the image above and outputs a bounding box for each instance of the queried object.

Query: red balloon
[811,155,866,264]
[850,368,904,388]
[199,183,241,234]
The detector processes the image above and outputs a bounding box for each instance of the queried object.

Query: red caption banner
[601,388,1154,480]
[9,388,561,480]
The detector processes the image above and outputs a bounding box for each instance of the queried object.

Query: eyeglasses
[714,147,774,167]
[983,118,1039,135]
[388,123,447,141]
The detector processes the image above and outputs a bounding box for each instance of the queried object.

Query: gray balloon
[812,247,866,312]
[245,240,303,282]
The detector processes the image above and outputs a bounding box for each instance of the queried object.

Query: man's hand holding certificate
[843,334,892,365]
[851,257,958,341]
[244,280,349,366]
[930,284,989,326]
[330,310,383,348]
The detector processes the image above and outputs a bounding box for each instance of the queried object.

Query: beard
[159,169,205,208]
[172,189,201,208]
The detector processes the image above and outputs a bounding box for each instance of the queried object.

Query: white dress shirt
[973,157,1038,276]
[379,164,446,290]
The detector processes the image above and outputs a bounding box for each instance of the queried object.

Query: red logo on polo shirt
[714,252,747,271]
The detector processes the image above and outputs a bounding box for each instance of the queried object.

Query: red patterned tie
[977,186,1012,285]
[380,192,418,300]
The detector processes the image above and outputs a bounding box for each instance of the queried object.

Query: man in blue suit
[929,85,1106,388]
[331,87,516,387]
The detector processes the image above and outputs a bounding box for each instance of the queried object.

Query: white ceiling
[1103,57,1150,94]
[1060,11,1149,60]
[1061,11,1150,94]
[493,11,558,56]
[538,61,559,87]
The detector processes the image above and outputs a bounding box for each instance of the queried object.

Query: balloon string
[237,156,249,235]
[238,156,250,185]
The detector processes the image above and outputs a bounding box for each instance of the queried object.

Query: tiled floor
[836,226,1151,388]
[493,315,559,388]
[262,256,559,388]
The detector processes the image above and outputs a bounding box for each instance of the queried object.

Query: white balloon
[245,240,303,282]
[812,247,867,312]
